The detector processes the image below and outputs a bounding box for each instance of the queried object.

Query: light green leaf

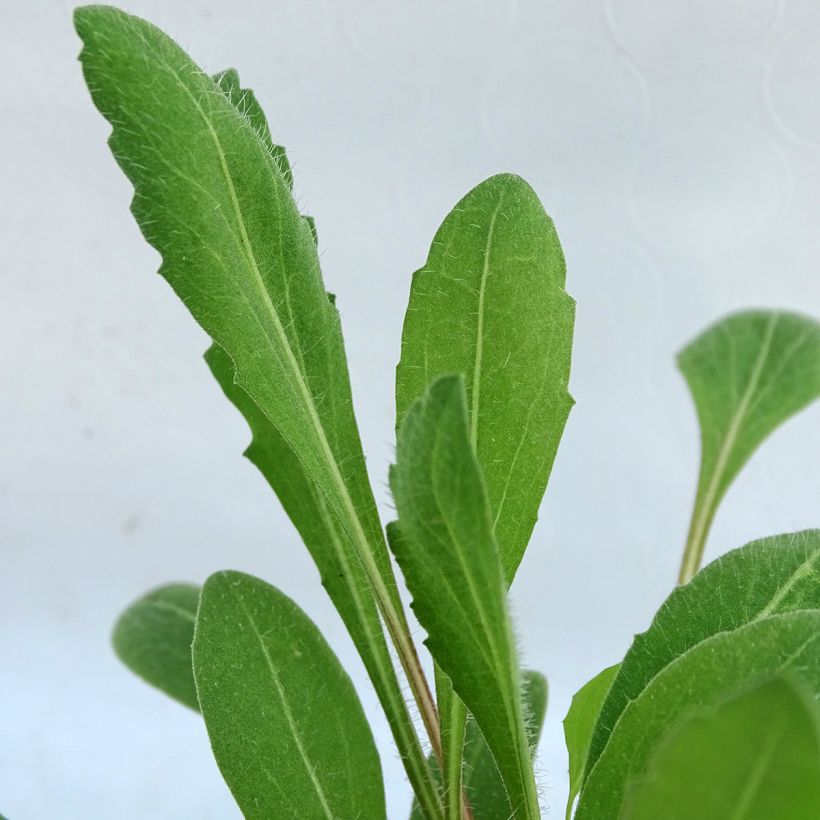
[193,570,385,820]
[678,310,820,581]
[410,671,548,820]
[563,664,619,820]
[396,174,574,585]
[204,345,441,817]
[622,676,820,820]
[389,375,539,819]
[112,583,199,711]
[74,1,404,684]
[575,610,820,820]
[586,530,820,783]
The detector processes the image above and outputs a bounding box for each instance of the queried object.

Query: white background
[2,1,820,817]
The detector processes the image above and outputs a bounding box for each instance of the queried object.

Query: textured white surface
[1,1,819,817]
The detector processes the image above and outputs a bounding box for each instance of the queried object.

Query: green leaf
[562,664,619,820]
[389,375,539,819]
[586,530,820,782]
[678,310,820,581]
[204,345,441,817]
[575,610,820,820]
[622,677,820,820]
[410,671,548,820]
[74,1,404,683]
[112,583,200,711]
[396,174,574,585]
[193,570,385,820]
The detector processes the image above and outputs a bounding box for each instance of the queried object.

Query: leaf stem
[678,496,715,585]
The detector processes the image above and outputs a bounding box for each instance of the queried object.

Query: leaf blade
[622,677,820,820]
[678,310,820,581]
[576,610,820,820]
[112,583,200,711]
[193,570,385,820]
[396,174,574,583]
[585,530,820,782]
[390,375,539,819]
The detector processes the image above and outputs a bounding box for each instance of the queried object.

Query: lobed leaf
[193,570,385,819]
[622,677,820,820]
[678,310,820,580]
[575,611,820,819]
[390,375,539,819]
[112,583,200,711]
[562,664,619,820]
[396,174,574,585]
[586,530,820,782]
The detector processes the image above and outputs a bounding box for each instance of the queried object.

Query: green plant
[72,6,820,819]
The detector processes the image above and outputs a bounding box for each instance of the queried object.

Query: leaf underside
[193,571,385,819]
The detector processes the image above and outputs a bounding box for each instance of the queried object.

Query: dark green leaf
[678,310,820,581]
[112,583,199,711]
[575,611,820,820]
[193,570,385,819]
[587,530,820,782]
[390,375,539,819]
[622,677,820,820]
[563,664,619,820]
[396,174,574,584]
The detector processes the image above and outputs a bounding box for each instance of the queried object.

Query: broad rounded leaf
[576,611,820,820]
[586,530,820,781]
[193,571,385,820]
[112,583,200,711]
[622,677,820,820]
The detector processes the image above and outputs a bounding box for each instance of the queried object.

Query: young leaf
[575,610,820,820]
[389,375,539,819]
[621,677,820,820]
[586,530,820,782]
[74,0,409,698]
[562,664,619,820]
[678,310,820,581]
[396,174,574,585]
[193,570,385,820]
[410,671,548,820]
[205,345,442,817]
[112,583,200,711]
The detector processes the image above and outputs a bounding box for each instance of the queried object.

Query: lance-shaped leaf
[193,570,385,820]
[563,664,619,820]
[575,610,820,820]
[678,310,820,581]
[409,671,548,820]
[390,375,539,819]
[205,345,441,817]
[112,583,200,711]
[586,530,820,782]
[622,677,820,820]
[74,3,403,667]
[396,174,574,585]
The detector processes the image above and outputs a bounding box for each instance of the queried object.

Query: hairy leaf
[390,375,539,819]
[678,310,820,580]
[193,570,385,819]
[396,174,574,584]
[409,671,548,820]
[586,530,820,781]
[75,1,402,669]
[112,583,199,711]
[622,677,820,820]
[563,664,619,820]
[205,345,440,815]
[575,611,820,820]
